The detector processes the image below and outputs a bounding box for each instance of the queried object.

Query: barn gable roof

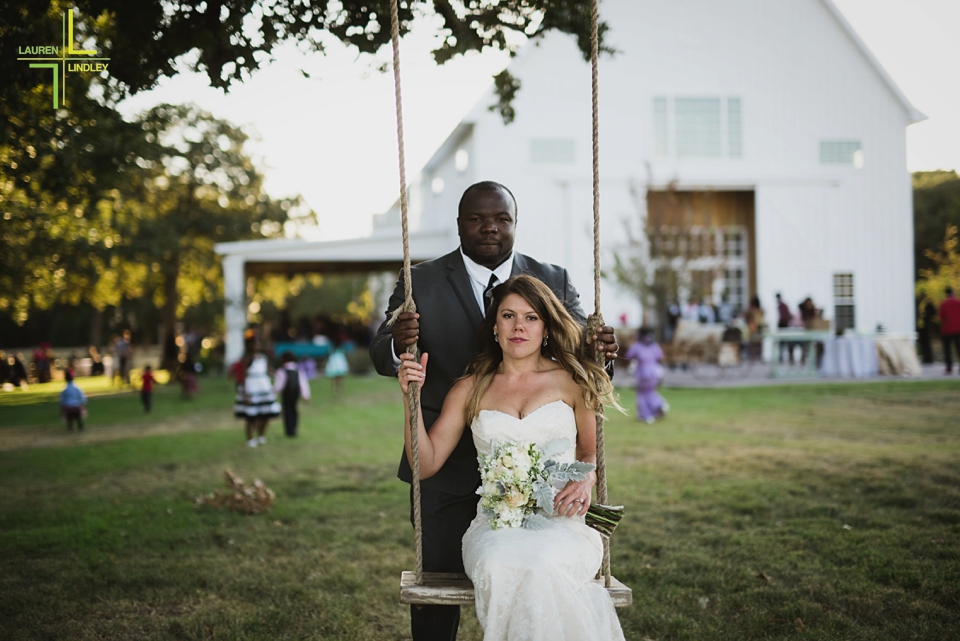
[820,0,926,123]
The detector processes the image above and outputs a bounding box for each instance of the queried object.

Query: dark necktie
[483,274,498,312]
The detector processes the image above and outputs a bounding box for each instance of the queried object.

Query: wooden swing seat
[400,571,632,607]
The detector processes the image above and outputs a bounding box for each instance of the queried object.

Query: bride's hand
[398,352,428,394]
[554,475,594,518]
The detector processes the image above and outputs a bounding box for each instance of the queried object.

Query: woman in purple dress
[624,328,668,424]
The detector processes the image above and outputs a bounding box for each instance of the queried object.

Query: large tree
[121,103,306,369]
[0,58,157,338]
[915,224,959,310]
[914,170,960,278]
[1,1,609,124]
[0,93,309,359]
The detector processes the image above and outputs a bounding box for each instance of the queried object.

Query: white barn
[218,0,923,364]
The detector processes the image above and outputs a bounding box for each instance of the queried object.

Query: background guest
[917,293,938,364]
[233,332,280,448]
[324,333,349,396]
[59,371,87,432]
[624,327,668,424]
[141,365,155,413]
[274,351,311,437]
[939,286,960,374]
[178,355,198,399]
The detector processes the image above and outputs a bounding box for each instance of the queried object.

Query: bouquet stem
[585,503,624,539]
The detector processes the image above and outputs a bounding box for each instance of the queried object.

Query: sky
[117,0,960,242]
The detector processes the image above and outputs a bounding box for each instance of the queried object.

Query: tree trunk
[160,256,180,371]
[89,307,102,348]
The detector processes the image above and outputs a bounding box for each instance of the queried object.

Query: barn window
[820,140,863,167]
[724,267,746,311]
[675,98,721,158]
[455,148,469,173]
[530,139,575,164]
[833,273,856,331]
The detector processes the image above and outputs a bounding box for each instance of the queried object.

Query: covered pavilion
[214,227,455,364]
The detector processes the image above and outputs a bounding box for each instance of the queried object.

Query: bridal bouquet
[477,439,596,530]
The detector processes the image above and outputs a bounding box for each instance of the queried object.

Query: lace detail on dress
[462,400,625,641]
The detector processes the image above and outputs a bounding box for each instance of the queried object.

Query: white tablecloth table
[820,336,877,378]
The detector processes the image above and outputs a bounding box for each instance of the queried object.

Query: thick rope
[590,0,602,317]
[586,0,612,588]
[387,0,423,586]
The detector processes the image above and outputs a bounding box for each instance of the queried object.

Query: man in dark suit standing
[369,181,619,641]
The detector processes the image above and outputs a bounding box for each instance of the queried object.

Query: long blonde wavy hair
[460,274,619,424]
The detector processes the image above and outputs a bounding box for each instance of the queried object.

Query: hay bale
[196,470,274,515]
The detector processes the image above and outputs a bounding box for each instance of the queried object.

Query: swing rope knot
[585,313,606,363]
[386,297,418,329]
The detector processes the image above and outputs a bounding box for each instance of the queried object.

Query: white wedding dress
[461,400,626,641]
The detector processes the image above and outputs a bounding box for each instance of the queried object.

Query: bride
[399,274,625,641]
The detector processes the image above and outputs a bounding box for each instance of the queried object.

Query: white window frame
[653,96,743,159]
[833,273,856,331]
[820,140,863,167]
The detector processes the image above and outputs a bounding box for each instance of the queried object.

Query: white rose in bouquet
[504,488,529,508]
[511,448,532,473]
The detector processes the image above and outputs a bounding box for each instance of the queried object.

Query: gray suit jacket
[369,249,587,496]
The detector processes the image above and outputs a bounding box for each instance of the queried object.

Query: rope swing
[583,0,613,590]
[392,0,630,607]
[386,0,425,587]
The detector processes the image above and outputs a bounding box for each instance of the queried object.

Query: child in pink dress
[624,328,668,423]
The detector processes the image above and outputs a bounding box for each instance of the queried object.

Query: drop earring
[543,334,548,347]
[493,329,499,342]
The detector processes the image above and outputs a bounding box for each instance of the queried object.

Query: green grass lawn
[1,376,958,640]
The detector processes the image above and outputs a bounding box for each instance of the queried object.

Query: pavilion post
[222,254,247,366]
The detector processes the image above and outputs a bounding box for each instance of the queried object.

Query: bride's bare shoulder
[449,375,478,398]
[545,367,581,400]
[438,376,475,414]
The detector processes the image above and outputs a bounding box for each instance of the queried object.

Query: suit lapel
[510,252,529,278]
[446,251,484,331]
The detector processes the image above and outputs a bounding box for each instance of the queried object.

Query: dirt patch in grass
[0,409,236,452]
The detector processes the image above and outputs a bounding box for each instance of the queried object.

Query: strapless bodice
[471,400,577,464]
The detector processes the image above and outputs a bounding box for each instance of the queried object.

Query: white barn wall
[407,0,918,332]
[418,126,477,233]
[462,37,634,319]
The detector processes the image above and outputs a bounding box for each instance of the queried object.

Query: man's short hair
[458,181,517,218]
[947,286,955,296]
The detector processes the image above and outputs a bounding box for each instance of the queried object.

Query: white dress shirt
[390,248,515,366]
[459,247,516,313]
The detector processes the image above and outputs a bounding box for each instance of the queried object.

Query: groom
[370,181,618,641]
